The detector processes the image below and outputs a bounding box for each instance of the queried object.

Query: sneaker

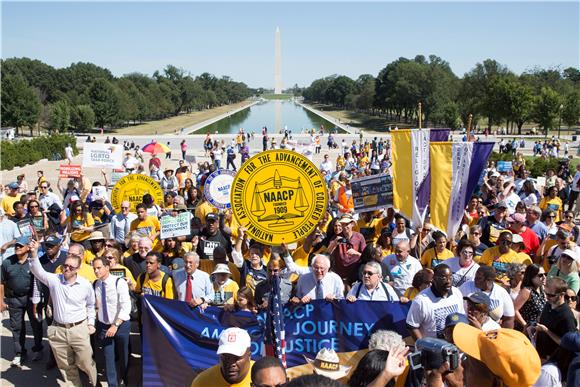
[32,351,42,361]
[11,355,21,367]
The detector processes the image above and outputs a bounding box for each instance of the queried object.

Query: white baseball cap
[216,328,251,357]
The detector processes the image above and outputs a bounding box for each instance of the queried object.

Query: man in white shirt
[0,208,20,261]
[384,241,422,296]
[346,262,399,302]
[109,201,137,245]
[406,264,465,340]
[29,241,97,386]
[571,164,580,214]
[93,256,131,387]
[172,252,214,309]
[38,182,63,211]
[291,255,344,304]
[459,266,515,328]
[320,154,333,174]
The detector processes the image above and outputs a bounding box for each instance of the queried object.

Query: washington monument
[274,26,282,94]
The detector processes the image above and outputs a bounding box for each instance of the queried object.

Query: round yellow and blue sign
[230,150,328,245]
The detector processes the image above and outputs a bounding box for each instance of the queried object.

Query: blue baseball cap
[445,313,469,328]
[561,332,580,353]
[8,182,19,190]
[15,235,31,247]
[464,291,492,308]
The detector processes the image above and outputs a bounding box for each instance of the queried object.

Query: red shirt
[331,231,366,284]
[518,227,540,257]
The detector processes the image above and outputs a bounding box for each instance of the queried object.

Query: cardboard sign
[59,164,81,178]
[110,174,164,212]
[204,169,235,209]
[230,150,327,245]
[351,173,393,213]
[82,143,123,168]
[92,186,108,200]
[160,212,191,239]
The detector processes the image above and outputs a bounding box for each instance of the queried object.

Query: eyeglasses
[422,228,432,232]
[566,295,578,302]
[62,264,79,271]
[362,271,378,276]
[40,186,48,189]
[461,251,474,256]
[547,215,556,218]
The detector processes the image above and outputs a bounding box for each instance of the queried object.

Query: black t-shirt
[478,214,507,246]
[537,302,577,359]
[1,255,34,297]
[196,229,232,260]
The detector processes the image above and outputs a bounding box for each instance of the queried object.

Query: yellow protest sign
[231,150,327,245]
[111,174,164,211]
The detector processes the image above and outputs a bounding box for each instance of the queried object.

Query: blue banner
[142,296,410,384]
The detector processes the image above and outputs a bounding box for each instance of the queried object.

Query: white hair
[311,254,331,268]
[368,330,405,352]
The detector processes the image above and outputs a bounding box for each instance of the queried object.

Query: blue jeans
[97,321,130,387]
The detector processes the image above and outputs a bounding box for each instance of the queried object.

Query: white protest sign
[160,212,191,239]
[83,143,123,168]
[92,186,108,200]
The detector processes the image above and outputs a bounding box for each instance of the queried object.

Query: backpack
[137,272,171,298]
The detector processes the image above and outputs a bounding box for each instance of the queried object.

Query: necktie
[101,281,109,323]
[316,280,324,300]
[185,274,193,303]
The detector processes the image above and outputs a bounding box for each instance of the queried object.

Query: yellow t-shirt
[479,246,525,280]
[135,272,174,299]
[403,287,420,301]
[539,197,563,222]
[195,200,218,226]
[355,217,383,243]
[213,279,239,305]
[191,361,254,387]
[69,213,95,242]
[130,216,161,251]
[84,248,105,265]
[420,248,454,268]
[199,261,241,284]
[55,262,96,283]
[1,195,20,216]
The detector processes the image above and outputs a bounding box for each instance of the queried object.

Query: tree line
[302,55,580,133]
[1,58,253,135]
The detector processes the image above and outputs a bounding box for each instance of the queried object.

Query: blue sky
[2,1,578,88]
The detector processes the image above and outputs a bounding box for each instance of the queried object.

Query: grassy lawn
[111,100,255,135]
[261,94,294,100]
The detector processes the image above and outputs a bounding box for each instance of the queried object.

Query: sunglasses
[566,295,578,302]
[40,186,48,189]
[536,273,546,278]
[362,271,377,276]
[62,264,79,271]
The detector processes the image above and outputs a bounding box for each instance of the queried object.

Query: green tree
[532,87,562,135]
[48,100,71,133]
[562,91,580,128]
[1,73,41,135]
[71,105,95,131]
[88,78,121,128]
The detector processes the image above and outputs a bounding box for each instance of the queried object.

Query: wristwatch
[113,321,121,328]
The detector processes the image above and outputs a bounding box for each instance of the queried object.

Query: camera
[408,337,460,371]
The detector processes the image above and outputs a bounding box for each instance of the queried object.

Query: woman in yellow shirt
[104,247,136,286]
[539,186,563,222]
[420,231,454,268]
[67,201,95,244]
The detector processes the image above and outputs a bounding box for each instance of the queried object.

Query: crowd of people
[1,131,580,387]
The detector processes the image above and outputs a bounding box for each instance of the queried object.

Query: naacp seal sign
[111,174,164,212]
[231,150,327,245]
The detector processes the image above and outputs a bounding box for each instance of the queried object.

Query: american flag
[264,274,286,366]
